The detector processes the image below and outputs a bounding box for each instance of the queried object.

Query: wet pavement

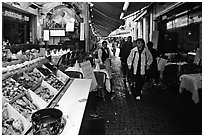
[80,55,202,135]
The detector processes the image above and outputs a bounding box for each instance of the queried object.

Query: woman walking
[127,38,153,100]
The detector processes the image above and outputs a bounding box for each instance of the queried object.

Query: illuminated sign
[3,10,29,21]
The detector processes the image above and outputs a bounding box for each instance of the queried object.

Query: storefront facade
[153,2,202,53]
[2,2,38,44]
[123,2,201,54]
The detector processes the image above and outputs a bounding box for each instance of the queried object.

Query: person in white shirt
[127,38,153,100]
[98,41,112,79]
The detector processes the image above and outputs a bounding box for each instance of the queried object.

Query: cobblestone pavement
[81,56,202,135]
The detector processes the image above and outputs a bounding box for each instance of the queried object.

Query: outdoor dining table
[165,61,188,76]
[179,73,202,104]
[65,66,111,92]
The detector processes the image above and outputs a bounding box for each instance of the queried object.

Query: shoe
[90,113,99,118]
[136,96,141,100]
[111,94,116,100]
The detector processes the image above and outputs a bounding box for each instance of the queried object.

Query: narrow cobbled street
[80,55,202,135]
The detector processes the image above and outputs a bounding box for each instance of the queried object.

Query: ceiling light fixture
[90,2,94,7]
[120,2,129,19]
[120,12,124,19]
[123,2,129,11]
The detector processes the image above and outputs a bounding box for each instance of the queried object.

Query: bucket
[31,108,66,135]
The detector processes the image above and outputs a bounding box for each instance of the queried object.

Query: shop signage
[189,11,202,24]
[43,30,50,41]
[3,10,29,22]
[50,30,65,36]
[189,16,202,24]
[173,15,188,28]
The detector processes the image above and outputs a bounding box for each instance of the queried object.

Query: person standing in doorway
[119,36,133,86]
[127,38,153,100]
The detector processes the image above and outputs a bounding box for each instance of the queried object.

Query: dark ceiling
[91,2,151,37]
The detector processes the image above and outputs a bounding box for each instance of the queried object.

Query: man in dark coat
[147,41,159,85]
[119,36,133,85]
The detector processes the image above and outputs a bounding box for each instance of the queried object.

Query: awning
[108,29,130,37]
[91,2,152,37]
[2,2,36,15]
[133,9,147,22]
[92,2,124,37]
[123,2,151,18]
[109,33,131,38]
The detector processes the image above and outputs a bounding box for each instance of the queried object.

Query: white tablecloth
[57,79,92,135]
[165,61,187,66]
[165,61,188,75]
[157,57,168,72]
[65,67,111,92]
[179,73,202,104]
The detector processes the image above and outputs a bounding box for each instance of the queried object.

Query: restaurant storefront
[154,2,202,53]
[2,3,36,44]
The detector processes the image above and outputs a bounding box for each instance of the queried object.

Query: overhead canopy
[109,33,131,38]
[108,29,130,37]
[92,2,124,37]
[123,2,151,18]
[91,2,151,37]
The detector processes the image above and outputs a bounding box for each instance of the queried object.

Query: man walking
[119,36,133,86]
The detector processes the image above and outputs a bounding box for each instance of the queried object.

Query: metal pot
[31,108,65,135]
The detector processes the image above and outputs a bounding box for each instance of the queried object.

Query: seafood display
[34,86,55,102]
[2,106,24,135]
[1,58,72,135]
[16,76,35,89]
[27,71,42,83]
[11,95,38,121]
[44,74,64,91]
[2,79,27,101]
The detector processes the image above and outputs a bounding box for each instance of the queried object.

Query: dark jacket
[119,41,133,63]
[101,48,109,63]
[149,48,159,70]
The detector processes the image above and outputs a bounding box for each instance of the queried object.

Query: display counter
[56,79,92,135]
[2,57,92,135]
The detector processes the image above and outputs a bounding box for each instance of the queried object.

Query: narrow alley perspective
[2,2,202,135]
[79,47,202,135]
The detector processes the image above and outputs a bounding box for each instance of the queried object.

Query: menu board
[66,22,75,32]
[80,61,97,91]
[50,30,65,36]
[43,30,50,41]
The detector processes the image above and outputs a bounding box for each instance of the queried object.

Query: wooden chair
[94,71,107,101]
[57,54,67,67]
[65,71,83,79]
